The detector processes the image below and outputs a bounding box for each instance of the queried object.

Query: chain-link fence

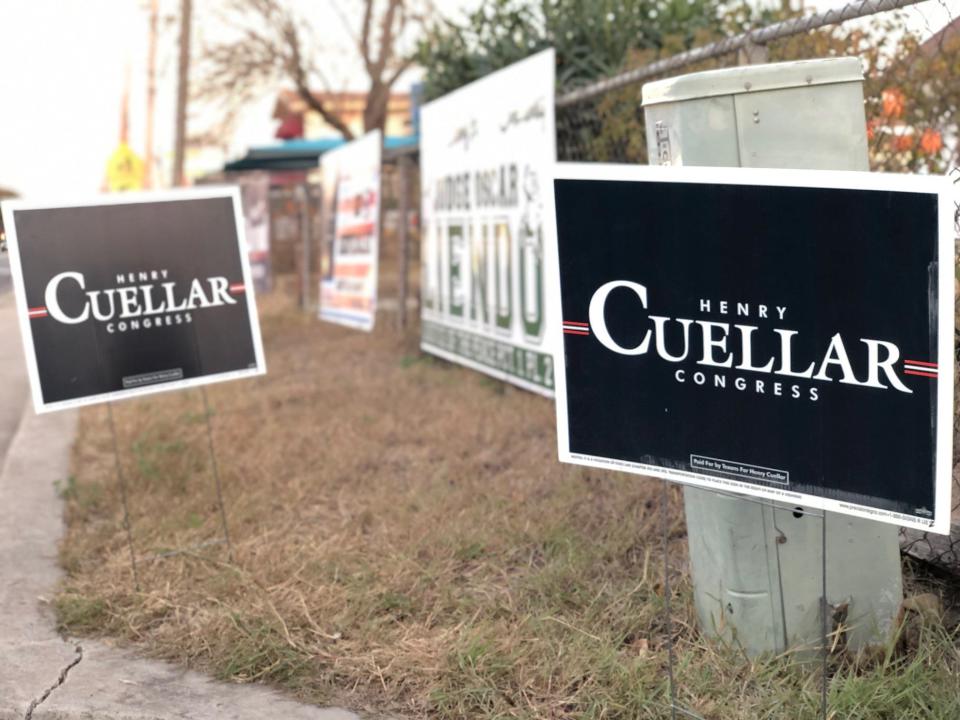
[556,0,960,171]
[381,147,421,329]
[903,165,960,570]
[267,149,421,326]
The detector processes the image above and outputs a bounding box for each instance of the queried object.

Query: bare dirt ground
[56,290,960,719]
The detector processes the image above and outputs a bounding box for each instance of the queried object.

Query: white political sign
[318,130,382,332]
[419,49,557,395]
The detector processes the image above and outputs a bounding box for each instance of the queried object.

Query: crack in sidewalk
[23,644,83,720]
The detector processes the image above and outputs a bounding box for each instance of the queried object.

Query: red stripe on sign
[905,369,938,379]
[904,359,937,367]
[564,321,589,327]
[338,222,376,238]
[563,329,590,336]
[228,284,245,294]
[28,306,46,313]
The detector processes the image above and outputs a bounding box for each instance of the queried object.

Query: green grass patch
[55,593,109,634]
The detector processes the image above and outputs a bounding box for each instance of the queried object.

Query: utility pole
[145,0,158,188]
[120,64,131,145]
[172,0,192,187]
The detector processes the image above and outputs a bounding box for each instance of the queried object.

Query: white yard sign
[419,50,557,395]
[318,130,382,332]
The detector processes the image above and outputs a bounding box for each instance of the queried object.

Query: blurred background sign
[105,143,145,192]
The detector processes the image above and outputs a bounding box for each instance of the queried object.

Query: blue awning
[224,135,418,172]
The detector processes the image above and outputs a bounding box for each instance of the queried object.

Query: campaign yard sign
[419,49,557,396]
[236,171,272,293]
[550,164,955,534]
[1,188,266,413]
[318,130,382,332]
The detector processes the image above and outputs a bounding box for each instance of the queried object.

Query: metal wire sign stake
[201,386,234,563]
[106,402,141,592]
[658,483,833,720]
[660,481,679,720]
[104,390,237,593]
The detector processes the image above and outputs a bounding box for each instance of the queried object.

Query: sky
[0,0,956,199]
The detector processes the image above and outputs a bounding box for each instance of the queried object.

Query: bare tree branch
[282,16,355,138]
[385,55,415,88]
[360,0,376,74]
[198,0,426,141]
[373,0,404,79]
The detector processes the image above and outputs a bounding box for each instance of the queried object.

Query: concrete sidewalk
[0,293,361,719]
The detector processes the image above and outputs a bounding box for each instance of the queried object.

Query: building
[0,186,16,242]
[919,15,960,57]
[273,90,413,141]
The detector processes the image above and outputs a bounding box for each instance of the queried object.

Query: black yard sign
[550,165,954,533]
[1,189,266,412]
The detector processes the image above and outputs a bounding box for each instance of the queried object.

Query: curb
[0,392,79,718]
[0,366,360,719]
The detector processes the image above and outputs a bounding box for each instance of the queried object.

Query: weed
[55,594,109,634]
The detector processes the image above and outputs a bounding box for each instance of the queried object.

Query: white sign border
[547,163,956,535]
[1,186,268,414]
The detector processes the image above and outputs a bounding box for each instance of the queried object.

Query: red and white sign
[318,131,382,331]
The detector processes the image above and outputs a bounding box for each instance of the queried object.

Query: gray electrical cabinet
[641,58,903,656]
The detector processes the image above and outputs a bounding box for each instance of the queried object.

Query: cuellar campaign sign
[419,49,557,395]
[319,130,382,331]
[1,188,266,413]
[550,164,955,533]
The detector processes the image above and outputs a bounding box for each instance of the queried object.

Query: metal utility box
[643,58,869,170]
[641,58,902,656]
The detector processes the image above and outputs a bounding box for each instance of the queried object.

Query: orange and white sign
[318,131,381,331]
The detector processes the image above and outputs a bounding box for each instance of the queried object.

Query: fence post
[641,57,903,656]
[737,37,769,65]
[267,189,278,293]
[298,182,312,312]
[397,153,411,330]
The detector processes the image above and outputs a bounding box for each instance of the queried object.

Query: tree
[761,12,960,175]
[199,0,421,140]
[415,0,767,162]
[415,0,735,101]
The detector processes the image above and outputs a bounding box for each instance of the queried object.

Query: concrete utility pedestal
[641,58,903,656]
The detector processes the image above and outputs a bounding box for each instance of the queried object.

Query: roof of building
[224,135,418,173]
[273,89,412,119]
[920,16,960,57]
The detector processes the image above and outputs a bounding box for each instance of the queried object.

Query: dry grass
[56,291,960,719]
